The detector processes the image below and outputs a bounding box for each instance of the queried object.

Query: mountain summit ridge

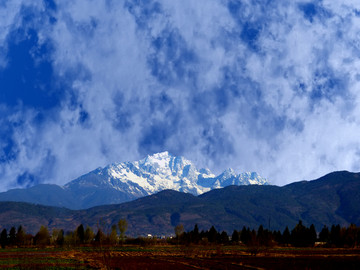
[0,151,268,209]
[66,151,268,196]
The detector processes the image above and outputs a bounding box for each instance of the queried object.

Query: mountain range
[0,152,268,209]
[0,171,359,235]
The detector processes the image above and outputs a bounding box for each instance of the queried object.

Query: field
[0,245,359,269]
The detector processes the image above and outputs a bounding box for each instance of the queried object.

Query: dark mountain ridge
[0,171,359,235]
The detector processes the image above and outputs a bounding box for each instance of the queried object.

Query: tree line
[174,221,360,248]
[1,220,360,248]
[0,219,128,248]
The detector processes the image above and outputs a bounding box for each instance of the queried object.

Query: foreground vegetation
[1,220,360,249]
[0,221,360,268]
[176,221,360,248]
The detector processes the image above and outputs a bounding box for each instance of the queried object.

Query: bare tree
[118,219,128,245]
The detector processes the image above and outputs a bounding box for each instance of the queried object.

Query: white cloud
[0,0,23,69]
[1,0,360,190]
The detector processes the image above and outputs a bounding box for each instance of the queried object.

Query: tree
[231,230,240,243]
[344,224,358,247]
[309,224,317,246]
[319,225,330,243]
[16,226,26,247]
[291,220,308,247]
[94,229,105,245]
[330,224,342,247]
[174,224,184,244]
[0,229,7,249]
[282,226,291,245]
[109,225,118,245]
[250,229,258,246]
[76,224,85,244]
[34,226,50,246]
[273,230,282,244]
[84,226,94,244]
[56,229,64,247]
[118,219,128,245]
[240,227,251,245]
[258,228,273,247]
[220,231,229,244]
[257,225,265,245]
[8,227,16,246]
[64,231,76,246]
[191,224,200,244]
[208,226,218,243]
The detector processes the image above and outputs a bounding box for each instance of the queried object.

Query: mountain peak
[0,151,269,209]
[142,151,171,161]
[141,151,172,164]
[62,152,269,208]
[222,168,236,177]
[151,151,171,158]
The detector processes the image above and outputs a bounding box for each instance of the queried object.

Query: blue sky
[1,0,360,190]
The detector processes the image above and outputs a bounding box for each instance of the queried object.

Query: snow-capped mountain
[0,151,268,209]
[66,151,268,198]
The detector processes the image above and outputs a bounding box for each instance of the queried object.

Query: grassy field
[0,245,359,269]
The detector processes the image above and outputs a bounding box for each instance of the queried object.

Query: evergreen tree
[330,224,341,247]
[208,226,218,243]
[261,229,273,246]
[94,229,105,245]
[282,226,291,245]
[192,224,200,244]
[289,221,316,247]
[220,231,229,244]
[240,226,251,245]
[257,225,265,245]
[0,229,7,249]
[250,229,258,246]
[231,230,239,243]
[56,229,64,247]
[76,224,85,244]
[309,224,317,246]
[273,230,282,244]
[199,229,206,243]
[8,227,16,246]
[16,226,26,247]
[319,225,330,243]
[344,224,357,247]
[291,220,308,247]
[356,225,360,247]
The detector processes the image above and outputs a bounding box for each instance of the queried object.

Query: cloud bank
[1,0,360,190]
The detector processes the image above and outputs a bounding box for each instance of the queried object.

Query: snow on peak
[152,151,171,159]
[142,151,171,165]
[222,168,236,178]
[68,152,269,199]
[136,152,192,177]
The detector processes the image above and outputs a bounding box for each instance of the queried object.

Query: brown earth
[0,246,359,269]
